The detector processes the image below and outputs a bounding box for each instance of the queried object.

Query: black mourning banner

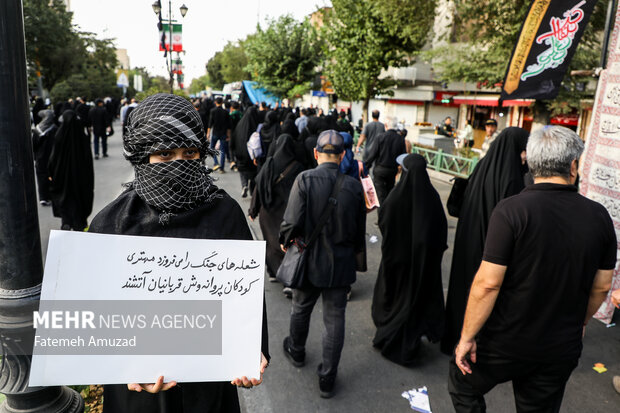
[501,0,598,100]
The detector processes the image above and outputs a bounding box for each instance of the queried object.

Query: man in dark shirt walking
[365,118,407,205]
[280,130,366,399]
[88,98,111,159]
[449,126,617,413]
[207,97,232,173]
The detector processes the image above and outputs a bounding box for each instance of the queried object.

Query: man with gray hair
[364,118,407,205]
[449,126,617,412]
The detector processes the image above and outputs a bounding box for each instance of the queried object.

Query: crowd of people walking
[29,92,620,412]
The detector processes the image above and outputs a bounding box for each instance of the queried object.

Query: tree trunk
[362,97,369,124]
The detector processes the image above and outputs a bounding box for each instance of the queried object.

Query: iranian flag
[159,24,182,52]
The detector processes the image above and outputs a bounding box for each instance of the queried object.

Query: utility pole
[0,1,83,411]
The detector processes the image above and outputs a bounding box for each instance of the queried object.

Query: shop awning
[452,94,534,107]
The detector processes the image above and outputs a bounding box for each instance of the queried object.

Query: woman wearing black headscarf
[48,110,94,230]
[32,97,46,126]
[88,94,270,413]
[257,111,280,169]
[300,116,330,168]
[371,154,447,365]
[281,112,299,138]
[249,135,305,282]
[441,127,529,355]
[33,110,58,205]
[230,106,259,197]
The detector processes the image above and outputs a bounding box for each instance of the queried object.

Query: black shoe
[94,155,99,160]
[319,375,336,399]
[283,337,305,367]
[39,200,51,206]
[268,274,277,283]
[241,186,248,198]
[103,154,109,158]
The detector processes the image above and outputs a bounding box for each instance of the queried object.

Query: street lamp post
[152,1,188,94]
[0,1,84,411]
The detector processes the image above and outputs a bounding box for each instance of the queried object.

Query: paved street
[35,122,620,412]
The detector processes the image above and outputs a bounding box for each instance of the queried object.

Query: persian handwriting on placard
[601,117,620,134]
[594,166,620,190]
[122,274,260,296]
[605,85,620,107]
[125,251,260,272]
[593,194,620,220]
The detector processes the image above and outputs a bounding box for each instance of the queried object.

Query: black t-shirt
[208,106,232,137]
[478,183,617,362]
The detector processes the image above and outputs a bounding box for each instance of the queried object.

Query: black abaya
[249,135,305,277]
[48,110,94,230]
[90,186,270,413]
[441,127,529,355]
[372,154,448,365]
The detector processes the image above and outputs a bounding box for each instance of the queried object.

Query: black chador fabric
[48,110,94,230]
[230,106,259,173]
[259,111,280,157]
[249,135,305,277]
[441,127,529,355]
[281,112,299,138]
[301,116,330,168]
[371,154,447,365]
[33,110,58,201]
[90,94,270,413]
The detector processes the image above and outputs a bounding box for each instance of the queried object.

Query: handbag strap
[275,161,298,184]
[304,173,346,248]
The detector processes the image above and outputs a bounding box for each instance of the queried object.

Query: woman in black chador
[89,94,269,413]
[371,154,447,365]
[249,134,305,281]
[48,110,94,230]
[441,127,529,355]
[230,105,259,197]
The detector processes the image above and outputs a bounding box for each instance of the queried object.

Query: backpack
[247,124,263,160]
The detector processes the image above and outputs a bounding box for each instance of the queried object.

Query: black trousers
[373,166,397,206]
[448,353,578,413]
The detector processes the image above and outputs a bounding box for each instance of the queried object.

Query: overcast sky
[70,0,331,84]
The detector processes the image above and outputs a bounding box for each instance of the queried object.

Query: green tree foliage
[322,0,435,120]
[206,52,226,90]
[23,0,84,89]
[245,15,322,99]
[24,0,120,101]
[188,74,211,95]
[423,0,607,115]
[220,41,251,84]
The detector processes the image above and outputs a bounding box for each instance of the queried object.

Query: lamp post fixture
[152,1,187,94]
[0,1,84,411]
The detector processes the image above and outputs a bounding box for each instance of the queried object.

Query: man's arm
[356,133,366,150]
[584,269,613,324]
[455,261,507,375]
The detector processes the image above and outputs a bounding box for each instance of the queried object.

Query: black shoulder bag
[276,173,346,289]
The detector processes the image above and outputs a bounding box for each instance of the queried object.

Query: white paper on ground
[402,386,432,413]
[29,231,265,386]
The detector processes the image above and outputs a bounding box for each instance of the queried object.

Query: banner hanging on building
[158,24,183,52]
[501,0,598,100]
[580,3,620,325]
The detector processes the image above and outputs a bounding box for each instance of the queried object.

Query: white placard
[29,231,266,386]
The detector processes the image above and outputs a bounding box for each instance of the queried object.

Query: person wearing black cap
[280,130,366,399]
[480,118,499,157]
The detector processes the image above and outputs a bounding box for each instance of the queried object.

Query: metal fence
[412,146,479,178]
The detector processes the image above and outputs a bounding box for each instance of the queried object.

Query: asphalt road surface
[35,121,620,412]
